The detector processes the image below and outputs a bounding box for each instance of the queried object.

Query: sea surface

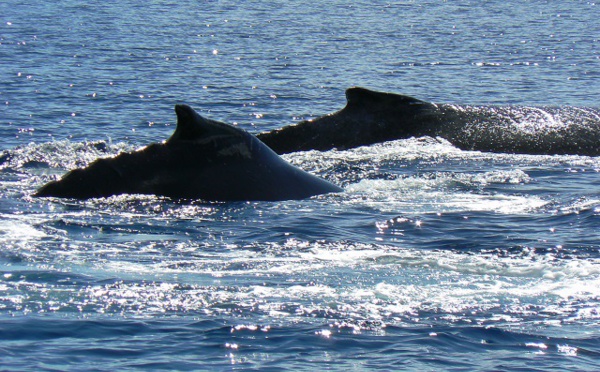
[1,1,599,370]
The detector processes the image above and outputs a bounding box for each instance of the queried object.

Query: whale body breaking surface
[34,104,342,201]
[257,87,600,156]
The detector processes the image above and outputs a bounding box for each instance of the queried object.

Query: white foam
[346,177,547,214]
[0,215,47,242]
[285,136,462,167]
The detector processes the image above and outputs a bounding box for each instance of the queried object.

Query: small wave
[0,140,133,171]
[555,197,600,215]
[286,136,461,165]
[468,169,531,185]
[345,175,546,214]
[0,214,47,242]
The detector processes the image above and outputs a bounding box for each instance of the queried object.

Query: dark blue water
[1,1,599,370]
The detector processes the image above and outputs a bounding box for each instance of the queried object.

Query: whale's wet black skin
[35,105,342,201]
[257,87,600,156]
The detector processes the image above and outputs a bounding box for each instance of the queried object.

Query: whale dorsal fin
[167,104,240,144]
[345,87,428,108]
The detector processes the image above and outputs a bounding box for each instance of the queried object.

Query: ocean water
[1,1,599,370]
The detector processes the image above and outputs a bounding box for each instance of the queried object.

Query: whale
[256,87,600,156]
[34,104,342,201]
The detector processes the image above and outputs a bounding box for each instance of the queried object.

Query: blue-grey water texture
[1,1,599,371]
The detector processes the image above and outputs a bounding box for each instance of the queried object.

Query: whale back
[34,105,342,201]
[257,87,441,153]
